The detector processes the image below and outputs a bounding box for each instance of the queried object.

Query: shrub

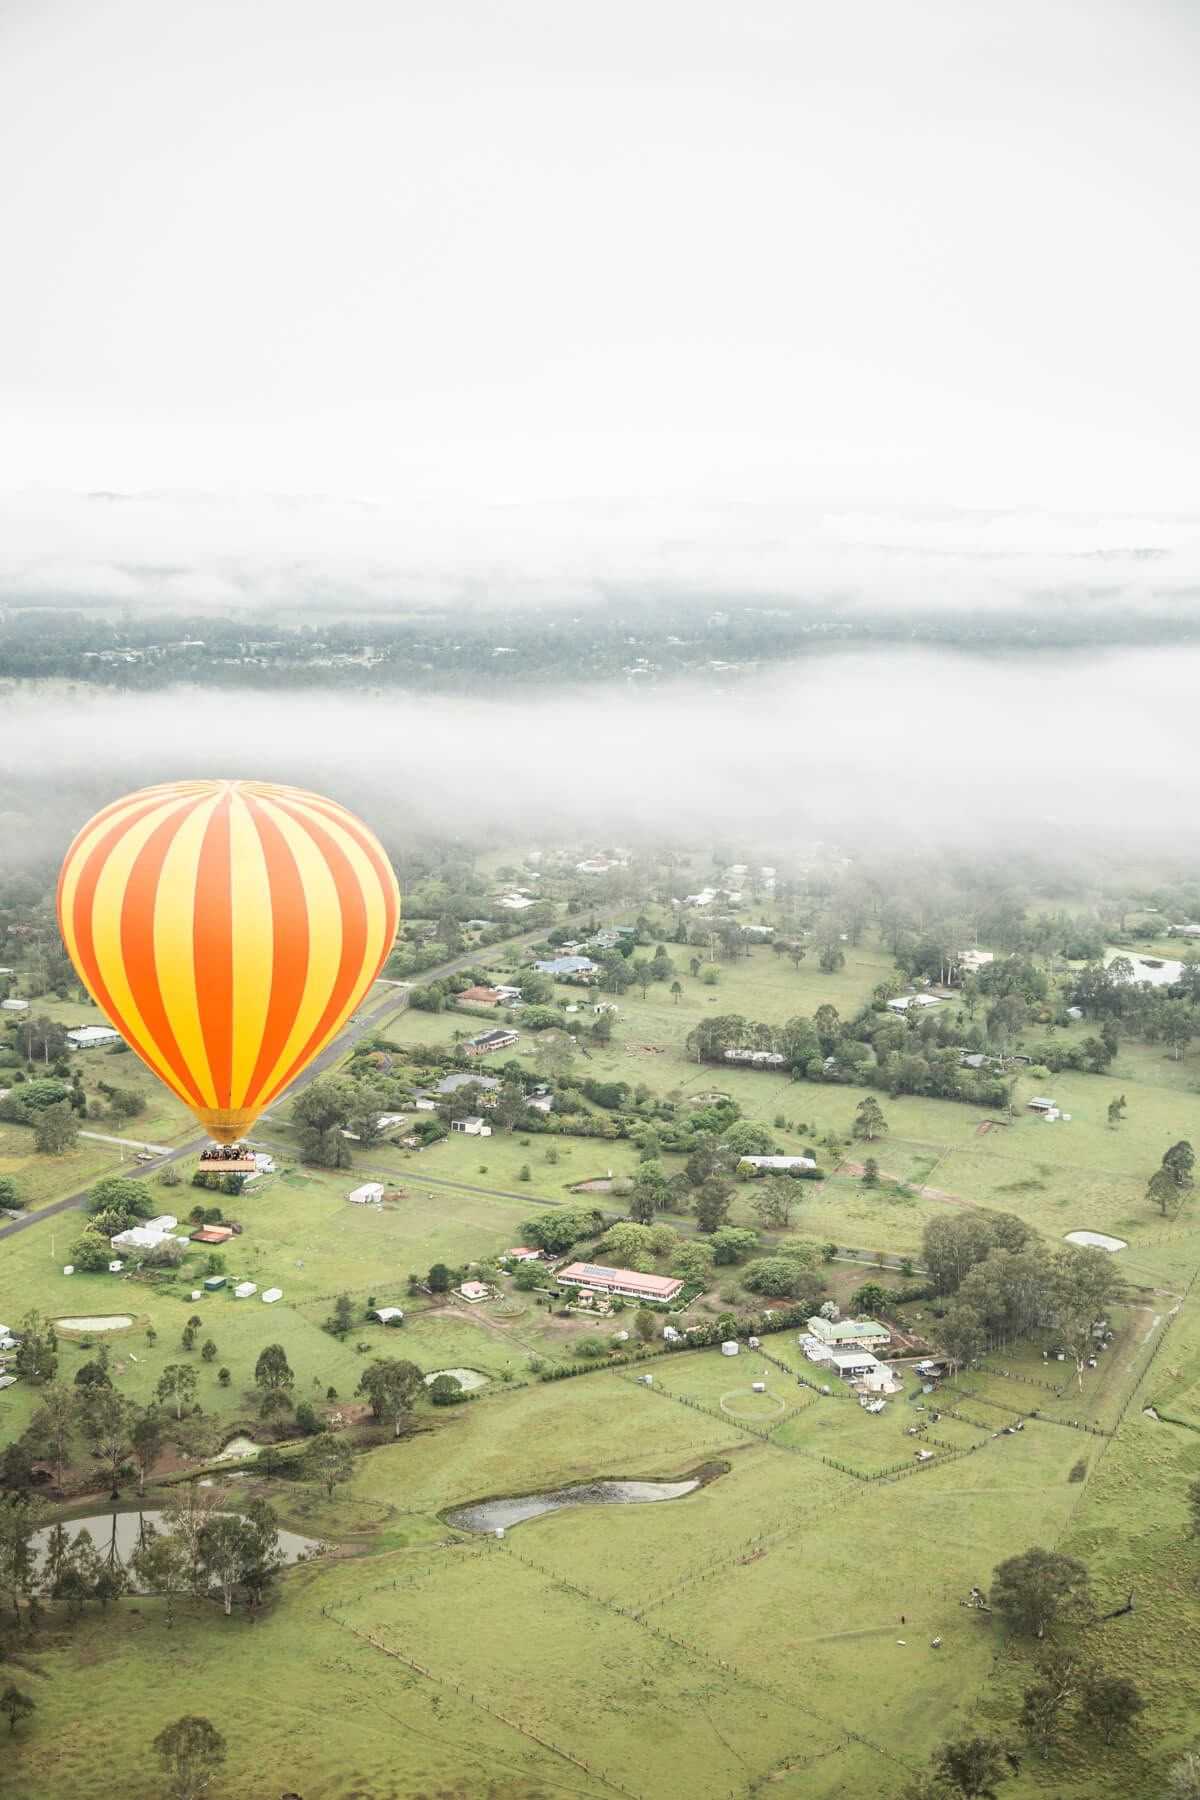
[573,1335,606,1358]
[1069,1457,1088,1483]
[428,1373,465,1405]
[294,1399,322,1434]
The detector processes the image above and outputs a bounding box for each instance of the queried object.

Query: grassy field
[5,922,1200,1795]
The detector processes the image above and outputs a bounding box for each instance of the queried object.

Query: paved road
[0,920,557,1243]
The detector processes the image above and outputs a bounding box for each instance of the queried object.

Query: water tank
[495,1527,505,1540]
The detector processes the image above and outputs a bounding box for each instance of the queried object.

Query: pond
[32,1510,318,1579]
[212,1434,260,1461]
[445,1478,701,1534]
[423,1368,488,1391]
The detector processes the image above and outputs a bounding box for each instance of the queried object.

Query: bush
[1069,1457,1088,1483]
[573,1335,606,1358]
[294,1399,322,1434]
[428,1373,465,1404]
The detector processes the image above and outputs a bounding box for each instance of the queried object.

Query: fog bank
[3,646,1196,873]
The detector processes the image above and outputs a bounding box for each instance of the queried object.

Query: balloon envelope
[57,780,400,1142]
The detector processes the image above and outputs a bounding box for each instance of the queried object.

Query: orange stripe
[242,799,311,1107]
[258,801,370,1096]
[65,797,178,1043]
[118,802,207,1107]
[192,790,235,1108]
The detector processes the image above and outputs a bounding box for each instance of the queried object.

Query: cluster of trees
[909,1547,1144,1792]
[922,1217,1125,1388]
[0,1481,287,1630]
[684,1007,1014,1109]
[1146,1140,1195,1215]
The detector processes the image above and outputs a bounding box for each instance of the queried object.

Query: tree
[152,1715,228,1800]
[1047,1246,1125,1390]
[14,1311,57,1384]
[200,1339,216,1363]
[1080,1671,1144,1744]
[330,1293,354,1335]
[1106,1094,1126,1129]
[1163,1140,1196,1187]
[852,1096,888,1141]
[670,980,683,1005]
[34,1099,78,1155]
[355,1358,425,1436]
[156,1364,198,1420]
[671,1240,716,1286]
[749,1176,796,1230]
[0,1494,42,1625]
[535,1028,577,1080]
[427,1263,451,1294]
[694,1176,732,1234]
[0,1685,35,1734]
[1018,1647,1080,1759]
[604,1222,655,1267]
[849,1281,891,1316]
[1163,1005,1194,1060]
[930,1734,1008,1800]
[939,1303,984,1379]
[304,1434,355,1499]
[130,1405,168,1498]
[79,1387,132,1499]
[259,1388,294,1425]
[164,1485,228,1596]
[88,1174,154,1223]
[24,1382,79,1492]
[1148,1167,1178,1216]
[0,1176,23,1210]
[198,1514,258,1616]
[291,1074,356,1167]
[254,1344,294,1392]
[633,1308,657,1344]
[990,1546,1090,1639]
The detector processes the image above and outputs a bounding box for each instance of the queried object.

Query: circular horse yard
[719,1386,787,1420]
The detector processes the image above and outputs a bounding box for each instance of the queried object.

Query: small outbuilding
[347,1183,384,1204]
[233,1281,257,1299]
[261,1288,283,1304]
[368,1306,404,1326]
[721,1340,739,1357]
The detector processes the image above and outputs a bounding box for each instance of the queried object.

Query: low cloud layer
[5,646,1199,876]
[1,489,1199,622]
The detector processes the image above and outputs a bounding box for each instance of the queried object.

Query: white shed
[347,1183,384,1204]
[721,1340,739,1357]
[233,1281,257,1299]
[261,1288,283,1304]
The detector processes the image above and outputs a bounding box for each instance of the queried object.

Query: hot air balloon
[57,780,400,1144]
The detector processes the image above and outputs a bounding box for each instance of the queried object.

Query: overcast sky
[2,0,1198,517]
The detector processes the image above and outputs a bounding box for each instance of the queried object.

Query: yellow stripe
[228,790,275,1106]
[153,792,220,1109]
[250,796,343,1100]
[87,798,197,1098]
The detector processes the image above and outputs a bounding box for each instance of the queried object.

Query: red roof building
[555,1262,683,1303]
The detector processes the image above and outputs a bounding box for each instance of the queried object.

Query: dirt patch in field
[839,1161,970,1205]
